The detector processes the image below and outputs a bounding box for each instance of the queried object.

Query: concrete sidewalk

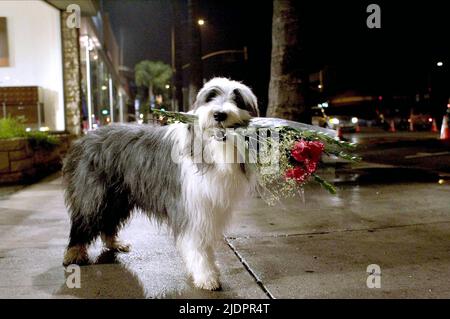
[1,173,450,298]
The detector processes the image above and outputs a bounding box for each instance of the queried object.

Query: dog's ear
[191,86,223,112]
[233,88,260,117]
[204,88,220,103]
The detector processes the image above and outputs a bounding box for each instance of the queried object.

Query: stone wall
[0,135,72,184]
[61,11,82,136]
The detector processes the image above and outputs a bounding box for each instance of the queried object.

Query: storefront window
[79,34,122,131]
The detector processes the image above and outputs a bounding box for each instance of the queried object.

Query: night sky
[103,0,173,66]
[103,0,450,111]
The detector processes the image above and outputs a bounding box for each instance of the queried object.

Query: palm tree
[266,0,310,122]
[135,60,172,109]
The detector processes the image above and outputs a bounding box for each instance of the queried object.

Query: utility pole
[171,0,184,111]
[187,0,203,108]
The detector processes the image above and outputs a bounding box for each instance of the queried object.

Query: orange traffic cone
[336,126,343,140]
[389,120,396,132]
[431,118,438,133]
[441,115,450,140]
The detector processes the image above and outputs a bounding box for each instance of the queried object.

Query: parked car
[381,114,433,131]
[409,113,433,131]
[326,115,359,132]
[312,105,370,132]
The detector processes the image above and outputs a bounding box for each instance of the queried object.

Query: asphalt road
[345,130,450,175]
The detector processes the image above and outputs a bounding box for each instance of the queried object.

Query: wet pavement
[1,165,450,298]
[346,129,450,175]
[344,128,440,145]
[0,175,264,299]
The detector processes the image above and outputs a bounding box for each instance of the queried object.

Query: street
[1,130,450,298]
[346,128,450,175]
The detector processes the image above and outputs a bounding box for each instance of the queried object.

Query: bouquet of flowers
[152,109,361,205]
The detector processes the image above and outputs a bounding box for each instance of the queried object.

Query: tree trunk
[171,0,184,111]
[148,83,154,107]
[267,0,310,122]
[187,0,203,108]
[146,83,154,123]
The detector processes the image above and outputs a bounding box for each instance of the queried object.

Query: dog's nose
[213,112,228,122]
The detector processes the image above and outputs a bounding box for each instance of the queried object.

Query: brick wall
[0,135,72,184]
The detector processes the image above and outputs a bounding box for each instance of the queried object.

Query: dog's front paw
[193,274,222,291]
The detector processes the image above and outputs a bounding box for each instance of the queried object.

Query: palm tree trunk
[187,0,203,108]
[148,83,154,109]
[147,83,154,123]
[267,0,310,122]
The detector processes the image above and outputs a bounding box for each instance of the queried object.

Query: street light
[197,19,205,26]
[437,61,443,67]
[181,48,249,70]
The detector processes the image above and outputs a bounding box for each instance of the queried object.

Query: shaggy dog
[62,77,259,290]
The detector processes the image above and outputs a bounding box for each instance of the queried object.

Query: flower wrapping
[151,109,361,205]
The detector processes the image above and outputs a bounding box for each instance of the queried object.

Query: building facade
[0,0,128,135]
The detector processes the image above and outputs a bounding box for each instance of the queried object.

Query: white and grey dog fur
[62,77,259,290]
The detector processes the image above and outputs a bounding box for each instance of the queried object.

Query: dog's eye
[233,89,247,110]
[205,90,219,103]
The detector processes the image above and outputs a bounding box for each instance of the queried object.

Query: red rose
[285,166,308,183]
[307,141,325,162]
[291,140,307,162]
[305,160,317,173]
[285,140,324,183]
[291,140,324,164]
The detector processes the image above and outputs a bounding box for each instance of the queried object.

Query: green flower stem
[312,173,337,195]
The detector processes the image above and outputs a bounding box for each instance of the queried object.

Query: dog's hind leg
[63,245,88,266]
[101,233,131,252]
[63,189,131,265]
[63,215,98,266]
[100,192,133,253]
